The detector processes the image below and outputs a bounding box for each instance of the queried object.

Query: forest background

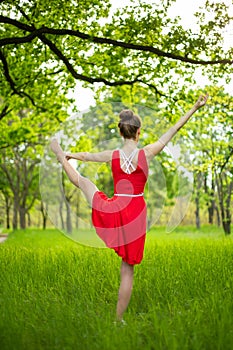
[0,0,232,236]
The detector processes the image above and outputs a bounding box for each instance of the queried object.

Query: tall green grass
[0,227,233,350]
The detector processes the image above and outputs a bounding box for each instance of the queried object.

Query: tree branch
[220,147,233,172]
[0,105,13,120]
[14,3,31,22]
[0,49,48,111]
[0,49,20,95]
[0,15,232,66]
[37,33,166,94]
[0,14,231,110]
[0,161,16,192]
[0,15,166,98]
[0,49,37,104]
[140,81,168,98]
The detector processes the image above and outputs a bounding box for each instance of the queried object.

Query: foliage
[181,86,233,233]
[0,0,232,119]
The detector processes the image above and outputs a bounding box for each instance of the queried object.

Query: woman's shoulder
[142,146,154,162]
[111,149,119,158]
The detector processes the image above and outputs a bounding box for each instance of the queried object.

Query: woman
[50,94,208,322]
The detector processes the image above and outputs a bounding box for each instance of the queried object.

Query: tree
[0,143,42,229]
[180,86,233,233]
[0,167,12,228]
[215,165,233,234]
[0,90,72,150]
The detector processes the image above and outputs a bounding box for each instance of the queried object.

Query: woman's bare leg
[50,139,98,205]
[116,261,134,321]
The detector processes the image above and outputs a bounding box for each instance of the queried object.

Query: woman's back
[112,148,148,196]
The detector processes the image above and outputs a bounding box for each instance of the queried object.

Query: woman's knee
[78,175,98,205]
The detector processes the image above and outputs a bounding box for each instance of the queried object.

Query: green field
[0,226,233,350]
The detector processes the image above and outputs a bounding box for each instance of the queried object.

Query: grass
[0,226,233,350]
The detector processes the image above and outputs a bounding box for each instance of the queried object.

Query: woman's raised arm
[144,94,208,161]
[65,150,113,163]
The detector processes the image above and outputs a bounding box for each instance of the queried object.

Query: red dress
[92,149,148,265]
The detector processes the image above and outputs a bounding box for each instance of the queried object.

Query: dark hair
[118,109,141,140]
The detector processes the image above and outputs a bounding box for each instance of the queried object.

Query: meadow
[0,226,233,350]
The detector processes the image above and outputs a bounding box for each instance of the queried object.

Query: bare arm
[65,150,113,163]
[144,94,208,161]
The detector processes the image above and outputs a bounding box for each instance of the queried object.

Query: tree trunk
[215,172,232,235]
[6,208,10,229]
[59,201,65,230]
[208,178,215,224]
[195,197,200,229]
[222,220,231,235]
[204,172,215,225]
[223,179,233,235]
[66,200,72,233]
[13,195,19,229]
[27,212,31,227]
[43,216,46,230]
[40,201,48,230]
[75,193,80,229]
[19,206,26,229]
[215,204,221,227]
[194,172,202,229]
[37,213,41,228]
[5,195,11,229]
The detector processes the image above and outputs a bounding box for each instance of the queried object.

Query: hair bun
[119,109,134,122]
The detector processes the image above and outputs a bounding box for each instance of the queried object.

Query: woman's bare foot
[50,139,65,163]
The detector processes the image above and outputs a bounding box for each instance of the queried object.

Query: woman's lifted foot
[50,139,65,163]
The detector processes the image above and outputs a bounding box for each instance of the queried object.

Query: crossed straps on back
[120,148,138,174]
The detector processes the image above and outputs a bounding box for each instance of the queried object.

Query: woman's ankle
[56,152,65,164]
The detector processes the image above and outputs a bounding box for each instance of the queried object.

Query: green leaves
[1,0,232,115]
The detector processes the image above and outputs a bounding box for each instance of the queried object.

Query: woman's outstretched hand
[194,94,209,109]
[65,152,88,161]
